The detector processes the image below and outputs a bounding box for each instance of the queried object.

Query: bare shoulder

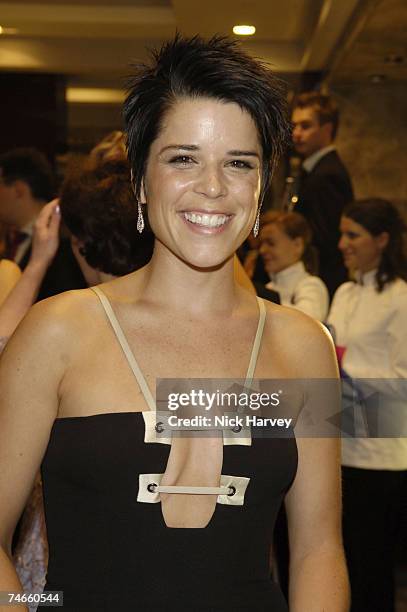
[262,300,338,377]
[2,287,102,362]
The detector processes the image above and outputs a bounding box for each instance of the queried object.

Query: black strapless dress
[40,412,297,611]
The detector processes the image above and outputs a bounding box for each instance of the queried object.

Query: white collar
[268,261,307,290]
[355,268,377,287]
[20,220,34,237]
[303,145,336,173]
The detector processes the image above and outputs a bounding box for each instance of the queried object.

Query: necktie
[4,229,28,261]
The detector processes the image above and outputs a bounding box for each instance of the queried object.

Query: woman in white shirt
[328,197,407,612]
[259,210,329,321]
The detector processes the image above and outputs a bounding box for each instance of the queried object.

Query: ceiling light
[0,26,19,35]
[66,88,124,104]
[233,25,256,36]
[369,74,386,84]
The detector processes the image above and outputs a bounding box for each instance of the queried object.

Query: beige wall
[332,81,407,210]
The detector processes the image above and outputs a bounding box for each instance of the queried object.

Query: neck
[135,241,241,317]
[359,261,380,275]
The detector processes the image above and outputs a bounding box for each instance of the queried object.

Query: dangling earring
[137,201,144,234]
[131,169,145,234]
[253,209,260,238]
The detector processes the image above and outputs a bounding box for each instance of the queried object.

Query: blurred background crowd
[0,1,406,611]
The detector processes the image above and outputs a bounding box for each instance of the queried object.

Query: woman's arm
[0,201,60,342]
[284,317,350,611]
[286,437,349,611]
[0,259,21,307]
[0,296,69,611]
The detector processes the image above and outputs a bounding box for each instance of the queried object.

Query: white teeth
[184,212,229,227]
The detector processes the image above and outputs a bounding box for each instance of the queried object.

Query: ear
[140,178,147,204]
[12,179,30,200]
[376,231,389,251]
[320,121,334,143]
[293,236,305,257]
[131,168,147,204]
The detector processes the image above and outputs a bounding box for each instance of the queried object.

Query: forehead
[292,106,319,125]
[153,97,261,151]
[260,222,285,239]
[340,216,369,235]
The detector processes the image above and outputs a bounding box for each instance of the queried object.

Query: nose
[195,163,227,199]
[338,234,347,250]
[292,125,301,141]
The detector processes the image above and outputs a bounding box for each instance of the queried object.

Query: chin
[176,248,233,271]
[266,261,280,274]
[343,257,355,270]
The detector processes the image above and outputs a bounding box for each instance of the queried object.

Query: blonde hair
[88,131,127,168]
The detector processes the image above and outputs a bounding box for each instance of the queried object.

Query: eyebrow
[159,144,260,158]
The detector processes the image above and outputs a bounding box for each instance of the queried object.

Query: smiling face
[339,216,389,274]
[291,106,333,158]
[259,223,304,275]
[142,97,262,269]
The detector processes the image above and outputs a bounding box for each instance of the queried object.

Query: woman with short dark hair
[0,35,348,611]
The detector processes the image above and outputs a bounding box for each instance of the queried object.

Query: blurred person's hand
[30,199,61,268]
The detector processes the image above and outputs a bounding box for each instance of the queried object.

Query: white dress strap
[244,297,266,386]
[90,286,156,411]
[91,288,266,411]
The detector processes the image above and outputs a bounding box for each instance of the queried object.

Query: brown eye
[229,160,253,169]
[169,155,195,166]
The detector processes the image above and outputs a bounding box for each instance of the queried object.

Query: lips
[179,209,234,234]
[183,211,230,228]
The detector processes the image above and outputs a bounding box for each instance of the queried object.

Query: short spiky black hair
[124,34,290,204]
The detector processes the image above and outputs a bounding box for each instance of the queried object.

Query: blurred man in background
[0,148,86,300]
[291,92,353,298]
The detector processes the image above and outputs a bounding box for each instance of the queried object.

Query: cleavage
[160,435,223,528]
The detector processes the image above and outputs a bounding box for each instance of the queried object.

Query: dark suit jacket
[294,150,353,298]
[19,237,87,301]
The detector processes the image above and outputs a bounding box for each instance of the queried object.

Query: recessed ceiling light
[233,25,256,36]
[0,26,18,35]
[66,88,124,104]
[369,74,386,84]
